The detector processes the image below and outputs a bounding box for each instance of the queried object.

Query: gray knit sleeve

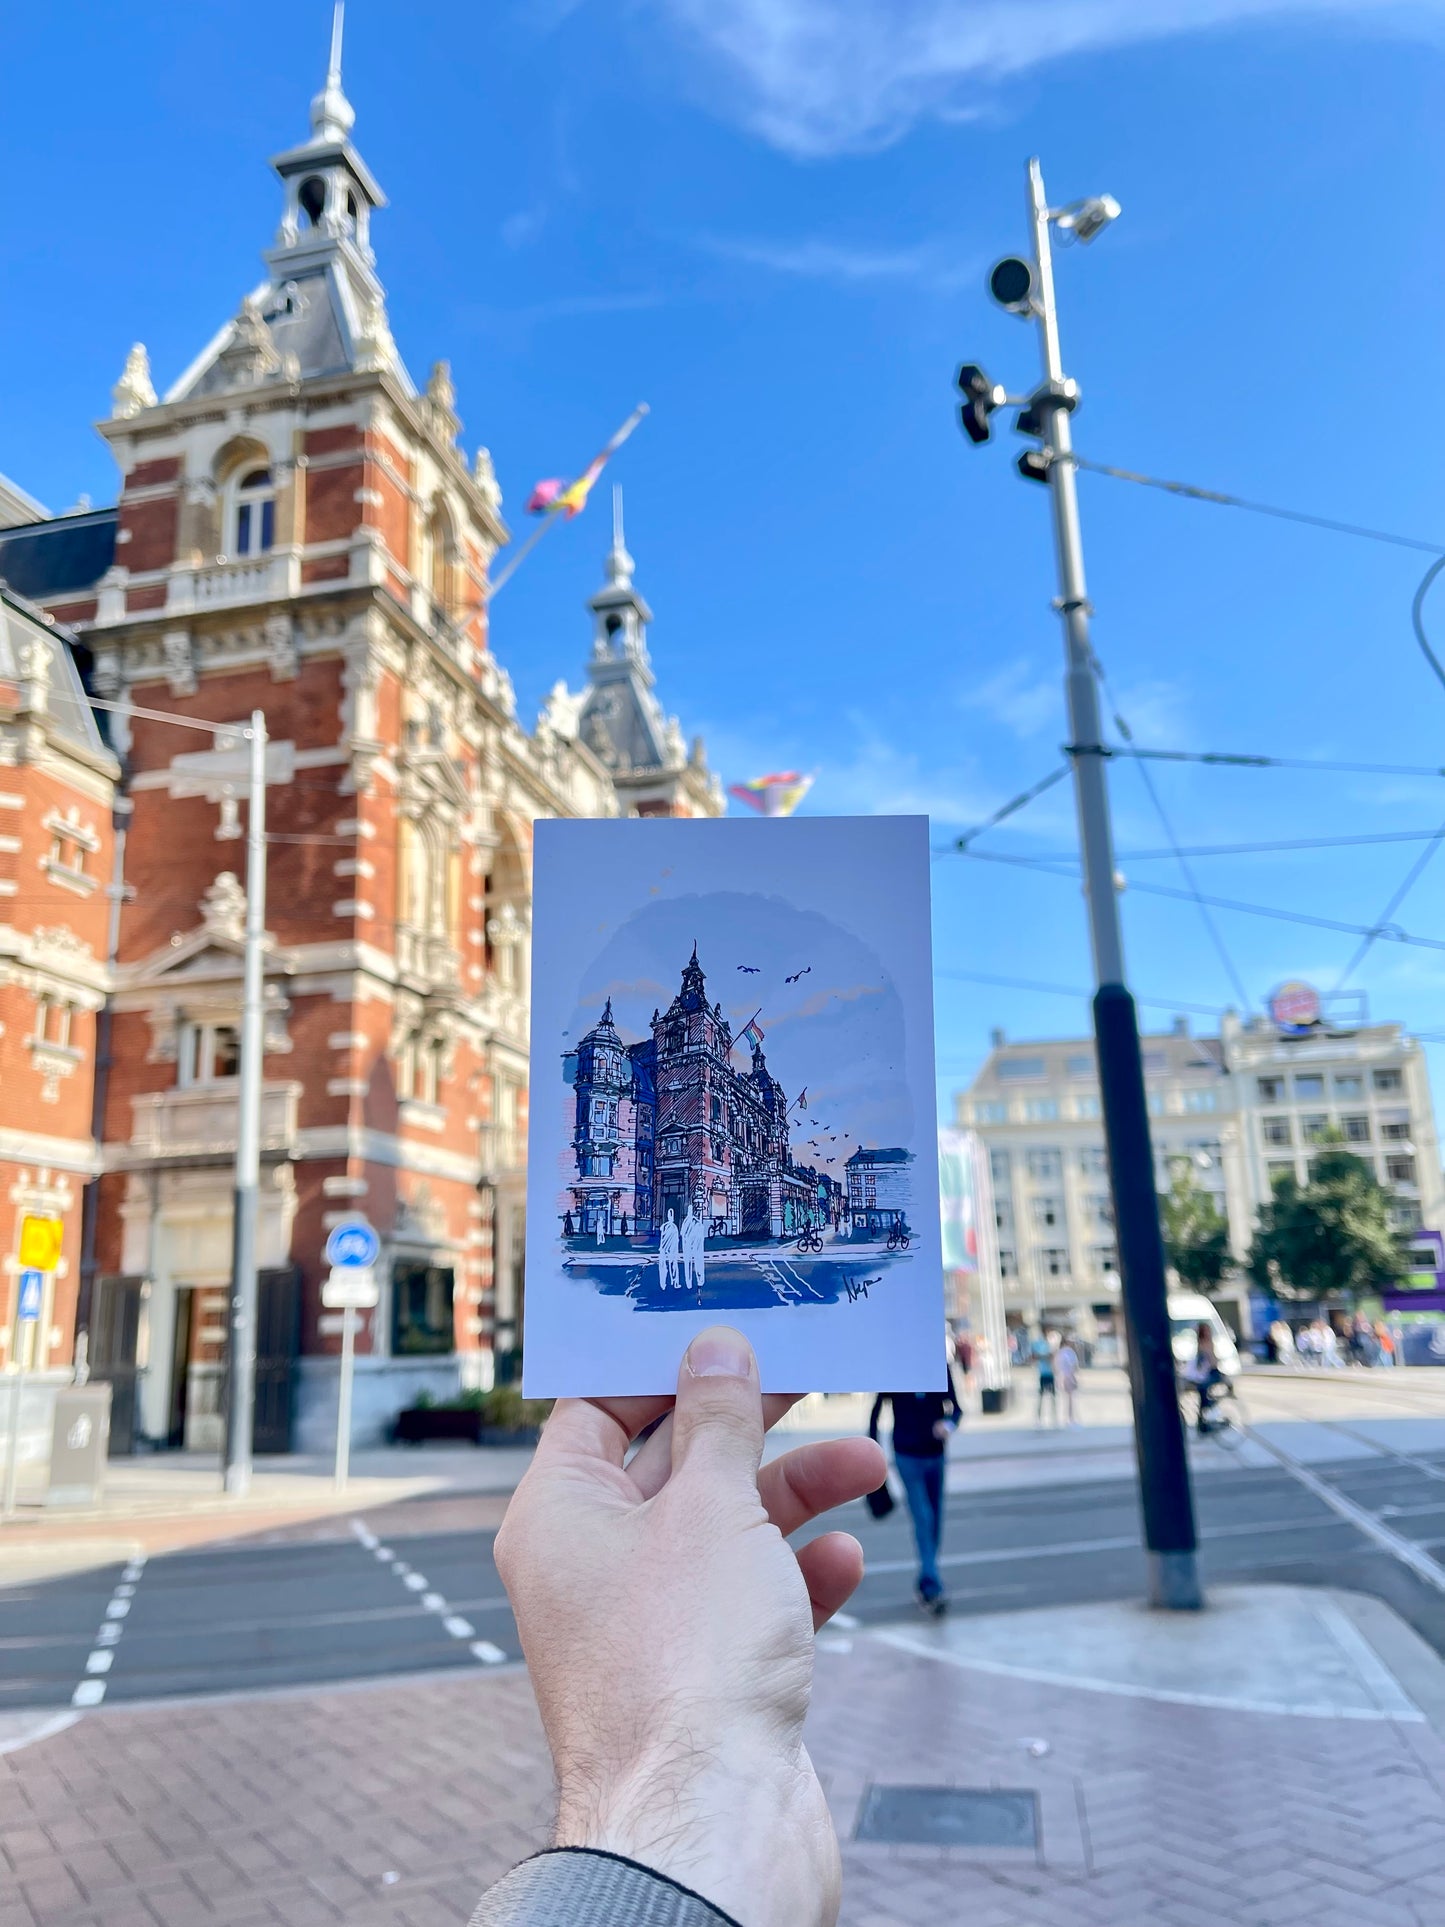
[470,1848,742,1927]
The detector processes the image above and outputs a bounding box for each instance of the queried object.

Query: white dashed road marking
[352,1517,512,1668]
[74,1554,147,1707]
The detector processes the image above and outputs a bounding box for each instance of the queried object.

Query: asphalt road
[567,1236,903,1311]
[3,1390,1444,1712]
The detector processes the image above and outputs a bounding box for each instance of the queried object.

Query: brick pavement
[3,1631,1444,1926]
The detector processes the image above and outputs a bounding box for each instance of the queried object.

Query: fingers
[757,1436,886,1538]
[625,1393,801,1501]
[532,1397,646,1470]
[795,1531,866,1631]
[668,1327,763,1484]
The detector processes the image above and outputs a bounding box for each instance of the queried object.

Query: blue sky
[3,1,1443,1126]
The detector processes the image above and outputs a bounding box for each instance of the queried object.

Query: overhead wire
[1069,453,1445,557]
[1328,816,1445,997]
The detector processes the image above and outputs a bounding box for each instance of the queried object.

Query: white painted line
[1251,1432,1445,1597]
[816,1634,853,1654]
[831,1612,860,1630]
[392,1562,411,1577]
[95,1623,122,1647]
[114,1584,135,1599]
[121,1562,146,1582]
[470,1641,507,1665]
[350,1521,379,1549]
[374,1547,394,1561]
[71,1679,107,1708]
[104,1599,130,1620]
[84,1650,114,1675]
[0,1712,79,1758]
[443,1616,476,1640]
[421,1592,446,1612]
[403,1573,427,1592]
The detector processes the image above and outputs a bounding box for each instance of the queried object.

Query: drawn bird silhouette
[736,964,760,973]
[784,966,813,984]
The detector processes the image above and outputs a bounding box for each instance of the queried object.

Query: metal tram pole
[1024,157,1202,1609]
[222,709,268,1497]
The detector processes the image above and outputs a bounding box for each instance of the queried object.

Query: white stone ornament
[111,343,157,419]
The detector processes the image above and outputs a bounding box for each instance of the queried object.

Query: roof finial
[605,482,634,587]
[310,0,356,140]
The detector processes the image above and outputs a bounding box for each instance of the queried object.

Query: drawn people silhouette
[681,1203,706,1299]
[659,1208,680,1291]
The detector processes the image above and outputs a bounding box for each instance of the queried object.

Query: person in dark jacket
[868,1368,961,1615]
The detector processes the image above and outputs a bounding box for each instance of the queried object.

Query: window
[1031,1197,1061,1229]
[1147,1091,1164,1116]
[1262,1116,1292,1146]
[1026,1148,1061,1183]
[1267,1159,1297,1186]
[1074,1094,1101,1119]
[999,1249,1017,1279]
[990,1149,1011,1186]
[33,995,73,1048]
[1086,1192,1113,1227]
[1041,1248,1070,1277]
[1066,1053,1095,1077]
[299,174,328,225]
[391,1261,455,1356]
[1334,1074,1363,1098]
[233,468,275,557]
[1257,1076,1284,1102]
[1141,1050,1167,1074]
[1380,1116,1412,1142]
[998,1057,1046,1081]
[1024,1098,1060,1122]
[179,1020,240,1085]
[1182,1089,1217,1113]
[47,827,86,877]
[1386,1154,1417,1186]
[1079,1146,1107,1175]
[1390,1200,1423,1231]
[1293,1074,1324,1099]
[1089,1244,1118,1276]
[1342,1115,1371,1143]
[994,1201,1012,1231]
[974,1099,1008,1124]
[1373,1067,1404,1094]
[1301,1114,1329,1143]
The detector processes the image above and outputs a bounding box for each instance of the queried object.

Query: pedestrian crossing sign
[17,1270,43,1322]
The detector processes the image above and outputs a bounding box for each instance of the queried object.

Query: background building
[956,998,1444,1344]
[0,44,720,1448]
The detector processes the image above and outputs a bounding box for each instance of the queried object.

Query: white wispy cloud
[645,0,1437,156]
[692,230,978,290]
[961,660,1060,740]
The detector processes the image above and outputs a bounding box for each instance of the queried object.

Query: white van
[1168,1291,1241,1379]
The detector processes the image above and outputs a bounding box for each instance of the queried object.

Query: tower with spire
[573,488,725,819]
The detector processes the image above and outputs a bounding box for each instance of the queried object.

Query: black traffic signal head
[956,362,1007,445]
[988,256,1035,314]
[1017,448,1051,484]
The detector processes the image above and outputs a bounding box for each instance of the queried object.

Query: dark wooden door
[167,1289,193,1449]
[90,1275,143,1456]
[253,1267,300,1454]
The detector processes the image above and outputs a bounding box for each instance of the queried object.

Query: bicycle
[885,1224,911,1252]
[795,1225,823,1254]
[1192,1374,1245,1449]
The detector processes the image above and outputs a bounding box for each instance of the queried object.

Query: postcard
[522,814,946,1396]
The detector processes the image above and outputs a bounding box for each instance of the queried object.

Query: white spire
[606,484,634,587]
[310,2,355,141]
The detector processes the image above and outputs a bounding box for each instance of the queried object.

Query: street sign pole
[3,1269,45,1518]
[335,1307,357,1493]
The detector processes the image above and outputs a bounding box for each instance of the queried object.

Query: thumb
[670,1326,764,1485]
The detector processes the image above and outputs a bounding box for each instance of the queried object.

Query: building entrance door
[740,1183,769,1238]
[166,1288,195,1449]
[90,1275,144,1456]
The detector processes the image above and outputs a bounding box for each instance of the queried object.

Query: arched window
[428,504,456,616]
[234,468,275,557]
[299,176,327,226]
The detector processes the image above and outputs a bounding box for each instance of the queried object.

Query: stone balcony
[395,926,461,991]
[127,1082,301,1162]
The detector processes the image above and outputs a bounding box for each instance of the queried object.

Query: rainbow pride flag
[741,1019,765,1053]
[527,404,649,519]
[727,771,814,817]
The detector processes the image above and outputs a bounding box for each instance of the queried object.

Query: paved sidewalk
[2,1584,1443,1926]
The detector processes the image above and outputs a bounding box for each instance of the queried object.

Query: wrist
[554,1744,839,1927]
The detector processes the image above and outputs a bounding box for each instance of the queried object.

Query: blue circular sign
[325,1221,380,1268]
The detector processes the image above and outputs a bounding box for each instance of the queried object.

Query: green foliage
[1160,1164,1232,1295]
[424,1384,554,1427]
[1247,1132,1409,1304]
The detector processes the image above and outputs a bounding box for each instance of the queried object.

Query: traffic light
[1016,449,1051,484]
[956,363,1007,445]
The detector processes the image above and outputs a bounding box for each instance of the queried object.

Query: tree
[1160,1163,1232,1295]
[1247,1135,1408,1305]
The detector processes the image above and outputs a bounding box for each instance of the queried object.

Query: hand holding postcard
[523,814,945,1396]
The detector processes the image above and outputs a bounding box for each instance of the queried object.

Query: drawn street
[564,1232,906,1311]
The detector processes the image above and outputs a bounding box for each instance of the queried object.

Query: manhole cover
[854,1785,1039,1849]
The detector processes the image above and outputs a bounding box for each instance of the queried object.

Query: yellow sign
[18,1215,63,1271]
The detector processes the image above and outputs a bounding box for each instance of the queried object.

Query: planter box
[980,1386,1010,1416]
[393,1407,542,1447]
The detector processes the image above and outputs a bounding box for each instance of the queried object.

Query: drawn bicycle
[795,1225,824,1254]
[885,1223,911,1252]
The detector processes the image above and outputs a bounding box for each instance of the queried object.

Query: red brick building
[0,35,719,1450]
[0,585,119,1379]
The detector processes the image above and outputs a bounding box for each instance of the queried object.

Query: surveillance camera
[1070,194,1121,244]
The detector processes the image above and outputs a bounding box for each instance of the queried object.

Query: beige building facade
[956,1005,1444,1343]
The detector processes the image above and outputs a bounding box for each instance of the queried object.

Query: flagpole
[488,515,558,598]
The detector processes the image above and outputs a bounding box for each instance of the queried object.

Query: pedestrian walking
[1269,1317,1295,1367]
[1055,1334,1080,1425]
[868,1366,962,1615]
[1032,1328,1059,1426]
[682,1204,707,1299]
[659,1208,680,1291]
